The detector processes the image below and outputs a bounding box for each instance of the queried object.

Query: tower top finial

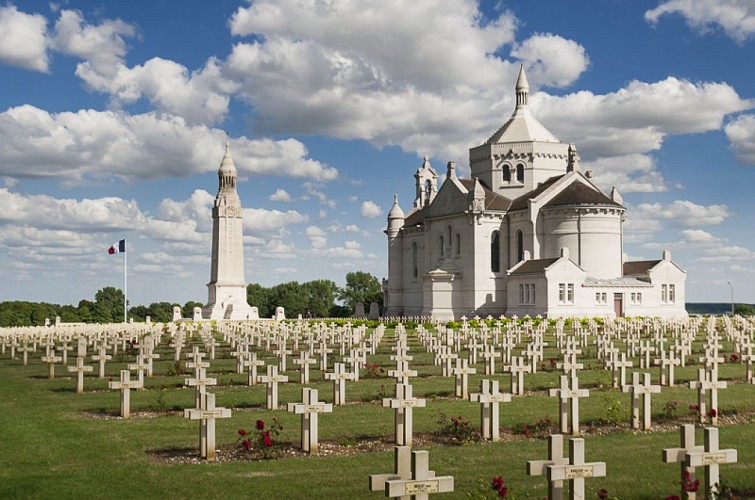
[515,64,529,108]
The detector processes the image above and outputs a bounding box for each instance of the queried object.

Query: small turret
[386,194,405,237]
[414,156,438,208]
[218,138,238,191]
[567,144,581,173]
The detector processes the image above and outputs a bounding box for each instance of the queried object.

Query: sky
[1,0,755,308]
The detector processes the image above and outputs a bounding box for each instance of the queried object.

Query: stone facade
[384,66,687,321]
[203,140,257,320]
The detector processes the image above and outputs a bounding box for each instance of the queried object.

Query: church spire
[218,137,237,192]
[515,64,529,108]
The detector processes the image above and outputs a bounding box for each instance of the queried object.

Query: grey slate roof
[508,258,559,274]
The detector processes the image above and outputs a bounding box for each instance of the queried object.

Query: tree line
[0,271,383,327]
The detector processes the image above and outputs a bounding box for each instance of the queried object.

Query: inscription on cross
[527,434,569,500]
[546,438,606,500]
[383,383,426,446]
[385,450,454,499]
[622,372,661,430]
[108,369,143,418]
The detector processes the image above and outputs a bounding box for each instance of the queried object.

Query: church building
[383,66,687,321]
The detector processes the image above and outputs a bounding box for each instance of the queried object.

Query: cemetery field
[1,320,755,499]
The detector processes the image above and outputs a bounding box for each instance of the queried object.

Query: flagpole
[124,239,127,323]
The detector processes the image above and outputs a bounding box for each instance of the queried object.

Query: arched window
[502,164,511,182]
[424,180,432,200]
[455,233,461,256]
[491,231,500,273]
[447,225,452,245]
[516,163,525,183]
[516,230,524,262]
[412,242,418,278]
[439,235,444,257]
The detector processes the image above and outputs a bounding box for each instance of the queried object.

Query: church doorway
[613,293,623,317]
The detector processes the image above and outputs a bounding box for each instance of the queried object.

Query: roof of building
[508,175,565,211]
[543,182,623,208]
[485,107,560,144]
[458,179,512,210]
[623,260,661,276]
[584,277,653,287]
[404,207,425,226]
[508,258,559,274]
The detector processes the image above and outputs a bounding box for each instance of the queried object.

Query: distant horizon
[1,0,754,305]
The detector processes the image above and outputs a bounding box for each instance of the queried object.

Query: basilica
[383,66,687,320]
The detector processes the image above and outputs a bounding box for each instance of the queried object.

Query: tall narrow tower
[203,140,255,320]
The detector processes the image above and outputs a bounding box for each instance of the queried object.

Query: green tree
[247,283,272,317]
[93,287,125,323]
[77,299,94,323]
[268,281,304,318]
[337,271,383,314]
[735,303,755,316]
[301,279,339,318]
[182,300,204,319]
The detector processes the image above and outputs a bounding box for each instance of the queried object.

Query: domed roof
[388,194,405,220]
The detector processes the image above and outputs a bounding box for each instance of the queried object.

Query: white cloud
[361,200,381,218]
[511,33,589,88]
[725,114,755,163]
[628,200,730,234]
[51,9,136,74]
[645,0,755,44]
[679,229,724,245]
[243,207,308,237]
[269,188,292,202]
[305,226,327,248]
[0,106,337,182]
[582,154,667,194]
[535,77,752,160]
[0,5,49,72]
[697,245,755,262]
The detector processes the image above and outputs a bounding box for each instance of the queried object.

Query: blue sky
[1,0,754,307]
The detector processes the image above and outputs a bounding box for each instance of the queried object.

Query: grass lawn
[0,321,753,499]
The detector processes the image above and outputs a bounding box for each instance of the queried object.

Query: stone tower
[203,140,256,320]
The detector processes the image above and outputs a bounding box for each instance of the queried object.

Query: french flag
[107,239,126,255]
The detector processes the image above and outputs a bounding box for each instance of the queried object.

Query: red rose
[498,486,508,497]
[256,419,265,430]
[238,428,246,436]
[598,488,608,499]
[491,476,504,491]
[263,431,272,447]
[242,439,251,449]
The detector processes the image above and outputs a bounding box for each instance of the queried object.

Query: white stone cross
[546,438,606,500]
[108,369,143,418]
[370,446,425,493]
[242,352,265,386]
[128,354,150,388]
[293,351,317,384]
[686,427,737,498]
[654,349,680,386]
[662,424,704,500]
[622,372,661,430]
[452,358,477,399]
[67,356,93,394]
[91,344,112,379]
[41,349,62,380]
[689,367,727,425]
[607,352,633,389]
[469,379,511,441]
[185,367,217,410]
[504,356,531,396]
[383,383,426,446]
[385,450,454,499]
[527,434,568,500]
[230,343,249,374]
[481,344,499,375]
[274,344,292,372]
[183,392,231,461]
[325,362,355,406]
[549,375,589,435]
[388,359,417,385]
[17,341,34,366]
[287,388,333,455]
[315,342,333,372]
[257,364,289,410]
[557,352,583,378]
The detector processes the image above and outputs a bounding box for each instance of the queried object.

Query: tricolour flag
[107,239,126,254]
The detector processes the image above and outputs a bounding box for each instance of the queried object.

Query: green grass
[1,325,754,499]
